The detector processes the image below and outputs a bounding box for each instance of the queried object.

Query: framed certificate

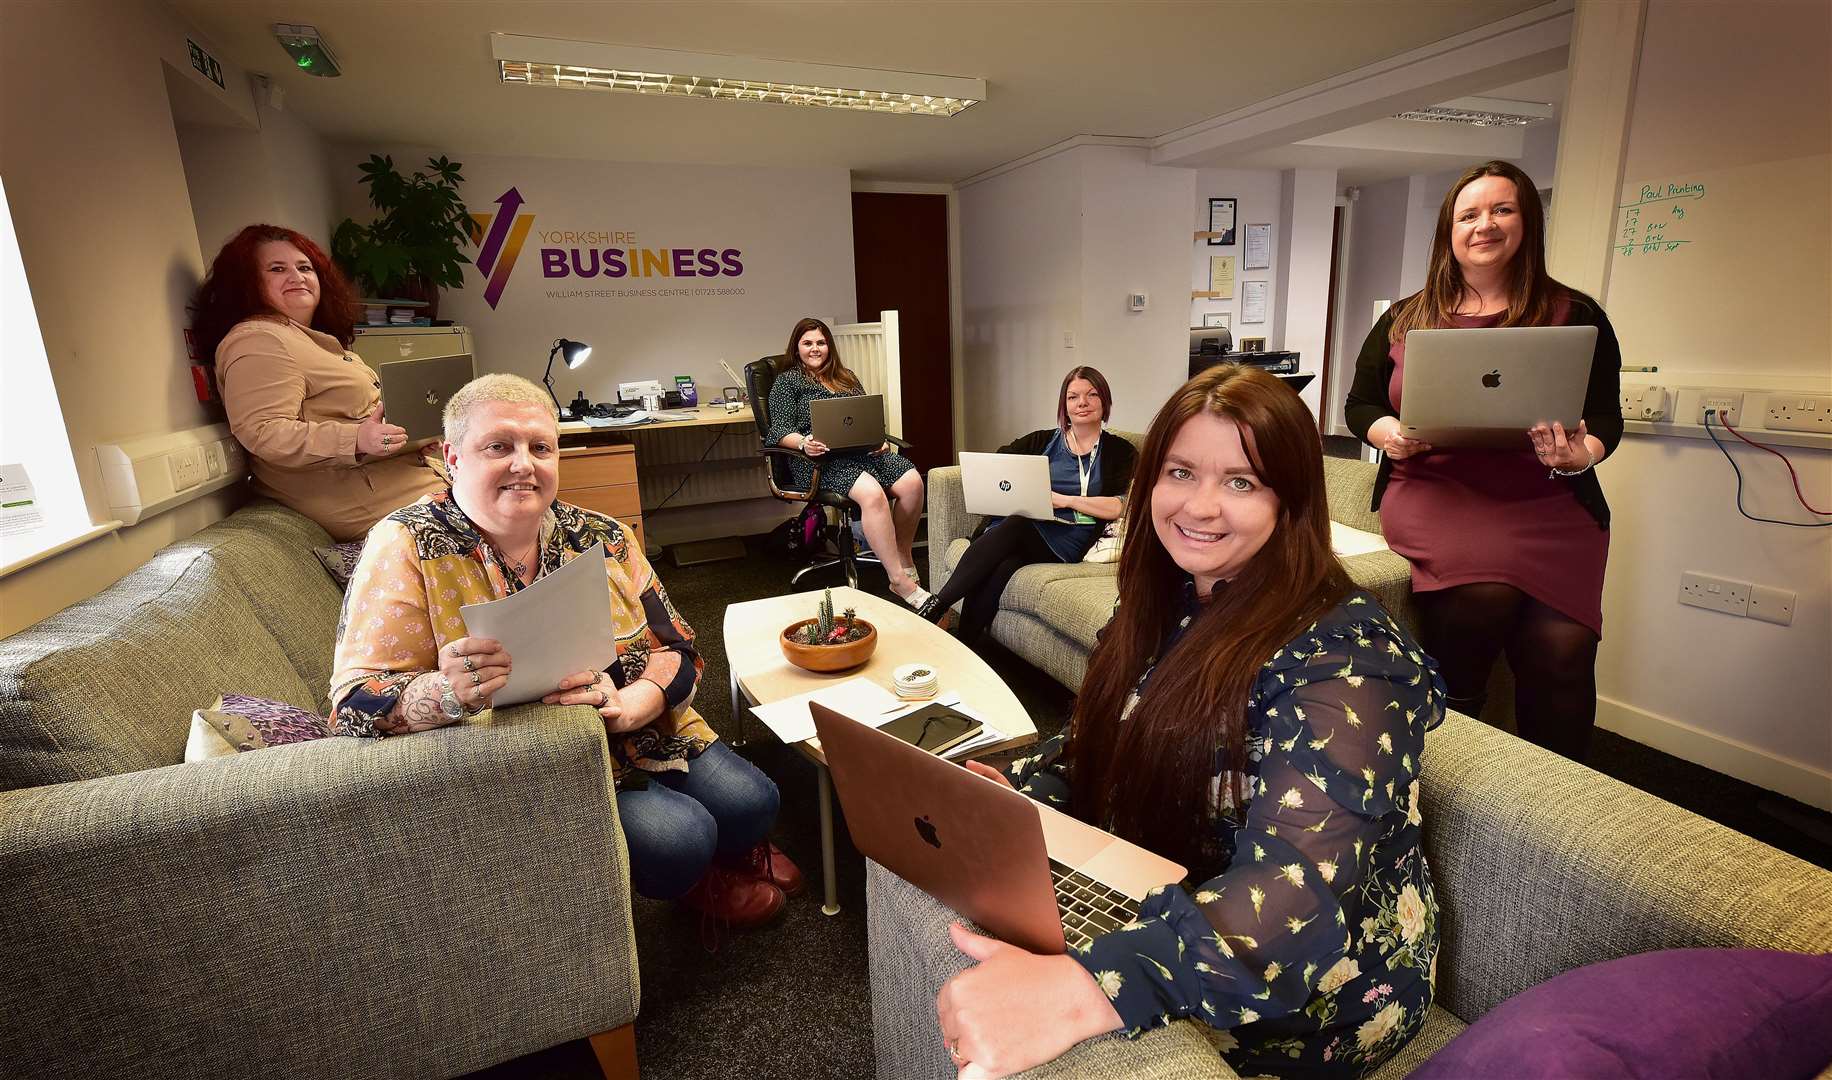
[1207,197,1237,245]
[1243,223,1272,270]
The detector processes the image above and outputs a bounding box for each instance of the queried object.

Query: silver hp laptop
[960,452,1055,521]
[812,701,1186,955]
[377,353,475,440]
[1399,326,1596,448]
[808,394,886,451]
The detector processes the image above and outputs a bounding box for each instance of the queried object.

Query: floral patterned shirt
[330,490,716,786]
[1011,586,1446,1078]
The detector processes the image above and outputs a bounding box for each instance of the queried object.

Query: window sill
[0,520,126,579]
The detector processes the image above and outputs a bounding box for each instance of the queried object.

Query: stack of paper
[748,679,1008,758]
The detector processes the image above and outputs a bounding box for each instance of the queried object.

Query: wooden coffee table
[723,586,1037,914]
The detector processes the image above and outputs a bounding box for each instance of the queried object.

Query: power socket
[1748,585,1796,626]
[1696,390,1744,426]
[1766,393,1832,434]
[1679,570,1749,616]
[1620,384,1671,421]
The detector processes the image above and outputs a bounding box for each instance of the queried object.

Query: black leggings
[932,516,1060,646]
[1415,582,1600,761]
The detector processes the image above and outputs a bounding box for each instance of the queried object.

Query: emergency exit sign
[187,37,225,89]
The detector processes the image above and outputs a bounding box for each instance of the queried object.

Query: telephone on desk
[564,390,637,420]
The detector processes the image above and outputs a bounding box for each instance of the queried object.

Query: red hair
[191,225,359,362]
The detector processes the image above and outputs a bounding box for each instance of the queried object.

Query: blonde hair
[442,373,559,444]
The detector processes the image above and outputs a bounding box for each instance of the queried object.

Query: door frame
[851,179,964,458]
[1324,193,1359,437]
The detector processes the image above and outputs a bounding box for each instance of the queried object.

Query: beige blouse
[215,317,443,541]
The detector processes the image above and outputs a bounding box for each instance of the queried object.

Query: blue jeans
[615,740,780,900]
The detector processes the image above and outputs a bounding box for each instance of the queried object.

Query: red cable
[1720,416,1832,515]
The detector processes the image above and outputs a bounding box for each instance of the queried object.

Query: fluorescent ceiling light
[491,34,983,117]
[1395,95,1554,127]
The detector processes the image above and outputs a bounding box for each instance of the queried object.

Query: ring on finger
[461,655,476,673]
[597,690,609,708]
[948,1040,964,1062]
[470,671,481,686]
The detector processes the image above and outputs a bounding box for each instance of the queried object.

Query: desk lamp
[544,338,592,417]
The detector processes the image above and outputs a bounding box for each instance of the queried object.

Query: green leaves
[332,155,473,295]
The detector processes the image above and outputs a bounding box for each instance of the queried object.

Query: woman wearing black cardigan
[919,367,1136,645]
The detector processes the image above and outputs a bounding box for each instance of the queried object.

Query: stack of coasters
[892,663,939,701]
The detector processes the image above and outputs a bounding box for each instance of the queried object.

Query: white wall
[1079,147,1195,434]
[959,151,1083,449]
[0,2,252,634]
[1190,167,1285,351]
[1337,177,1412,419]
[175,80,340,259]
[1281,168,1339,420]
[333,146,855,404]
[1579,0,1832,805]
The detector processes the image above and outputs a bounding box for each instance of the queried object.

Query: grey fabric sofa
[868,709,1832,1078]
[0,500,639,1079]
[927,444,1417,692]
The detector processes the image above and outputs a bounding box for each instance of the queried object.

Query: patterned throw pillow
[313,539,364,588]
[190,694,332,757]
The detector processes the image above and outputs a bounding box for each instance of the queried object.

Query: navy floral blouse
[1011,585,1447,1078]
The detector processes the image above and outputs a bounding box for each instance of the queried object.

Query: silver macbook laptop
[1399,326,1596,448]
[960,452,1055,521]
[812,701,1186,955]
[377,353,475,441]
[809,394,886,451]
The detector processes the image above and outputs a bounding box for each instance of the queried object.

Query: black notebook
[878,703,983,757]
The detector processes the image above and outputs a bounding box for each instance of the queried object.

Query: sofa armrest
[1420,712,1832,1023]
[1339,549,1417,632]
[0,703,638,1080]
[927,466,981,591]
[867,859,1232,1080]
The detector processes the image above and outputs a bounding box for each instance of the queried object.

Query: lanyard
[1066,428,1099,524]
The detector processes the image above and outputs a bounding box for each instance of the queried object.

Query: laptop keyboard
[1049,858,1139,951]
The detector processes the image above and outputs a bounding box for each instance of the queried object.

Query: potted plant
[780,589,878,672]
[330,154,472,321]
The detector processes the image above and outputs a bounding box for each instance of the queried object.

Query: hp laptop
[809,394,886,451]
[960,452,1055,521]
[377,353,475,441]
[1399,326,1595,448]
[811,701,1186,955]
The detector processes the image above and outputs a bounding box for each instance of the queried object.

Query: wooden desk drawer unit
[559,444,643,548]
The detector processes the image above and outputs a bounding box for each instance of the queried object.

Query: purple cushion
[1415,949,1832,1080]
[196,693,332,752]
[313,539,364,588]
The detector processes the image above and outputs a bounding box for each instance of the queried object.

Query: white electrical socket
[1620,385,1671,421]
[1747,585,1796,626]
[203,441,226,479]
[1766,393,1832,435]
[1678,571,1750,616]
[1695,390,1744,426]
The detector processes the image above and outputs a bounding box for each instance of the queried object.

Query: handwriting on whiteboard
[1616,181,1705,257]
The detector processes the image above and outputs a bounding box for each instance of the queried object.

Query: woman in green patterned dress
[935,365,1447,1079]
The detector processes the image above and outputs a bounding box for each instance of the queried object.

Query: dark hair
[774,317,862,392]
[191,225,359,362]
[1066,364,1353,870]
[1389,160,1565,344]
[1056,366,1113,430]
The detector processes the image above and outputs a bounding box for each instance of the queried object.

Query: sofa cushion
[1411,949,1832,1080]
[313,539,364,589]
[0,544,316,791]
[194,693,333,755]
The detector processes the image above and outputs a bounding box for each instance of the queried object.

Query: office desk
[558,405,772,547]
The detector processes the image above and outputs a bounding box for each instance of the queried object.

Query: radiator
[833,310,903,438]
[636,425,769,510]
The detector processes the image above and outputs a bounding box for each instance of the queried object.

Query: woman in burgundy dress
[1344,160,1622,760]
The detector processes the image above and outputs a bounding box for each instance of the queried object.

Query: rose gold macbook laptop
[811,701,1186,955]
[1399,325,1595,448]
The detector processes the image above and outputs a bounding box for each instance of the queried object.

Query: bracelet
[1549,446,1596,479]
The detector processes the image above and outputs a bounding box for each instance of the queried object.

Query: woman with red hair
[193,224,442,540]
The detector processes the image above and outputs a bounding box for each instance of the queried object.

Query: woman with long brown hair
[193,224,442,540]
[1344,160,1622,760]
[936,365,1446,1078]
[764,317,927,604]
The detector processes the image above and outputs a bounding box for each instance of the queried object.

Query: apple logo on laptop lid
[914,815,941,849]
[1482,369,1502,389]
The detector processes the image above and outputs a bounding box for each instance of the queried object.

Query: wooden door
[851,192,952,474]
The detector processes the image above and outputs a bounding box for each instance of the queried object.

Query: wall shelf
[1191,290,1225,299]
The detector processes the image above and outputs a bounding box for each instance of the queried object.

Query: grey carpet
[467,529,1832,1080]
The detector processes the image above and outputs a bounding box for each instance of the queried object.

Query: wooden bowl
[780,618,878,673]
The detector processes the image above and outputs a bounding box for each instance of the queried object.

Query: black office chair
[746,357,885,590]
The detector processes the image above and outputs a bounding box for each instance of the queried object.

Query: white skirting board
[1596,696,1832,812]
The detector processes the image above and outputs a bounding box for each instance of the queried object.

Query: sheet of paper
[458,542,617,706]
[0,464,45,537]
[1241,280,1269,324]
[581,411,650,428]
[749,677,903,744]
[1330,520,1391,557]
[1208,255,1235,298]
[1244,223,1272,270]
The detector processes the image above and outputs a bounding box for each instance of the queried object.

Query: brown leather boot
[677,864,786,931]
[728,840,806,897]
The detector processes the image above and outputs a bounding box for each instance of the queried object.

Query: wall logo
[469,188,534,310]
[469,186,746,309]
